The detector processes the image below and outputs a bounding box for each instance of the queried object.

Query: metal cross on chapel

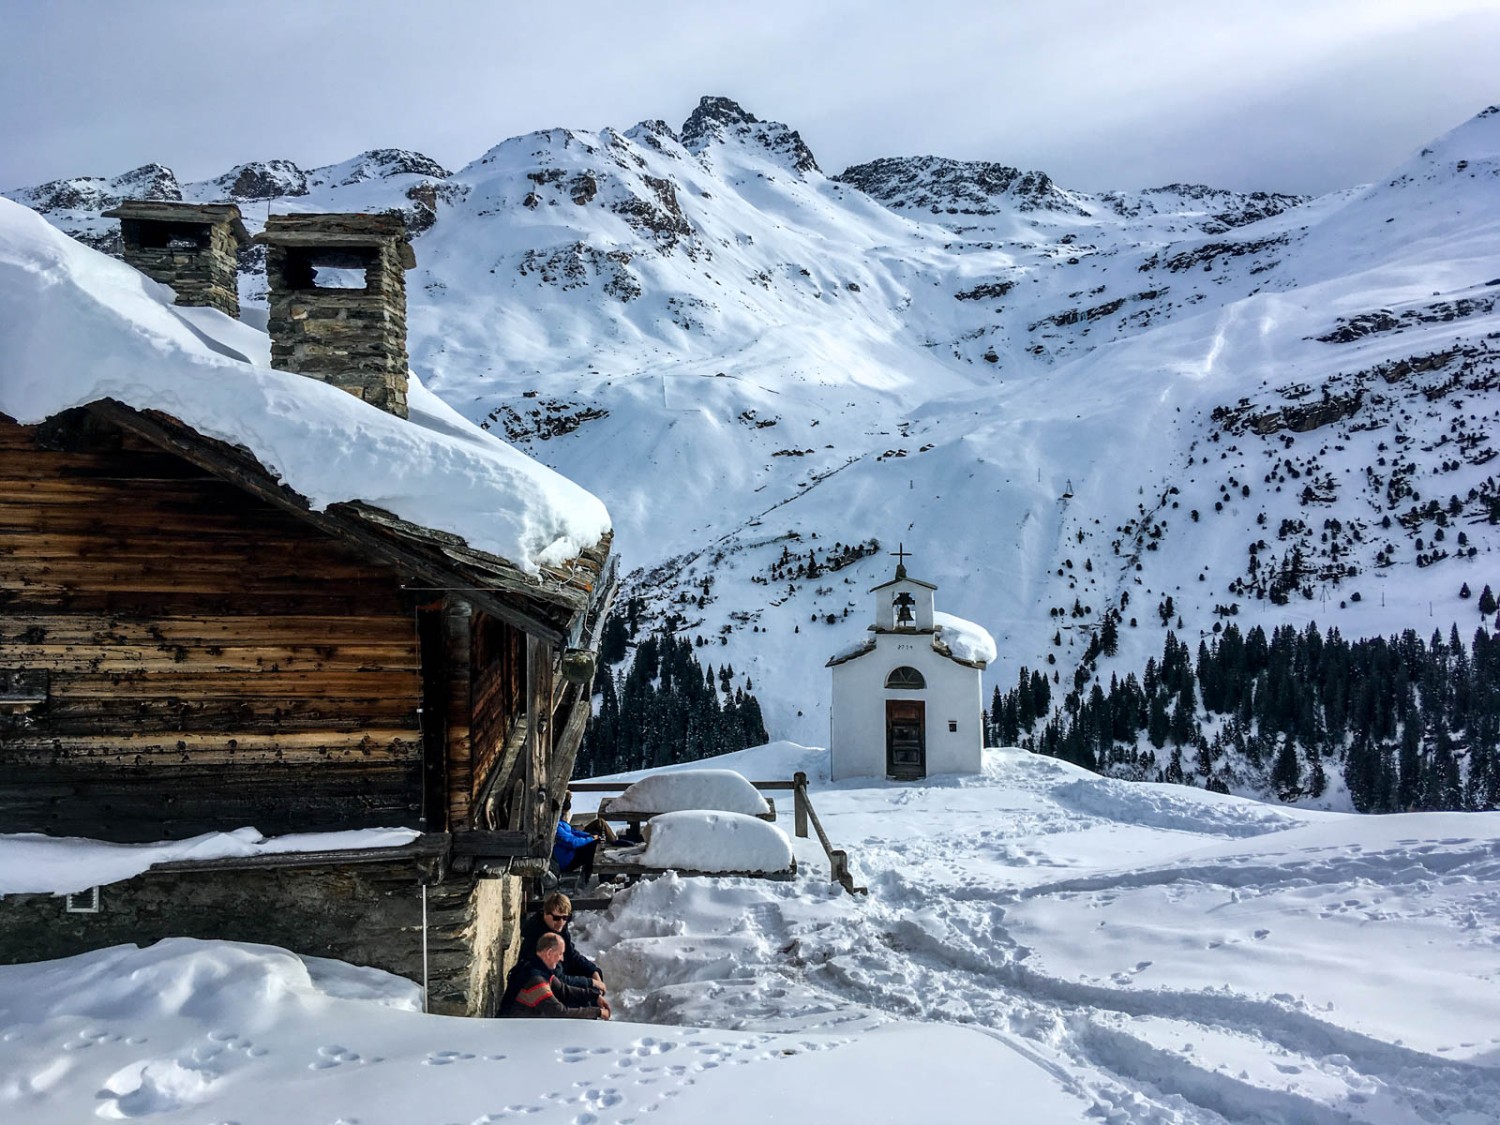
[891,542,912,578]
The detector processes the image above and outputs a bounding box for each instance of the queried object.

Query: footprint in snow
[312,1044,362,1069]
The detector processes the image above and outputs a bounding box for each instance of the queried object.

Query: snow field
[2,743,1498,1122]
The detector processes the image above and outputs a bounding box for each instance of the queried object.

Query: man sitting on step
[499,931,610,1019]
[519,891,606,995]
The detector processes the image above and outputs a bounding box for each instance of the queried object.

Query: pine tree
[1271,736,1302,800]
[1100,612,1119,657]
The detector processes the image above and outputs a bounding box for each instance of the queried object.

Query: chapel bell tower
[873,548,935,633]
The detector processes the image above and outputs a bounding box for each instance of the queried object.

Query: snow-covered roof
[0,198,610,581]
[607,769,770,817]
[825,612,995,669]
[628,810,793,873]
[825,633,877,667]
[0,827,423,897]
[933,611,997,666]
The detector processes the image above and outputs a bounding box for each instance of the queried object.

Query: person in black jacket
[499,932,610,1019]
[519,892,605,994]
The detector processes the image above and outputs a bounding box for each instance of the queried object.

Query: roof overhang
[88,400,607,646]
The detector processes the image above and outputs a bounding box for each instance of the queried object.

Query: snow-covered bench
[596,810,796,881]
[592,769,776,836]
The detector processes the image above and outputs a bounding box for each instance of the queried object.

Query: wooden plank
[448,829,530,857]
[443,599,474,830]
[1,729,421,763]
[0,613,415,645]
[2,642,419,674]
[523,634,554,854]
[17,698,418,736]
[592,856,797,882]
[2,590,412,616]
[147,833,449,874]
[43,668,419,699]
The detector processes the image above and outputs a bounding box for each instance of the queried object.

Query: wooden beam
[442,599,473,830]
[448,829,530,858]
[522,634,554,855]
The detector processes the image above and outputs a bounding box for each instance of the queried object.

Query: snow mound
[633,811,793,873]
[933,611,996,665]
[0,938,420,1027]
[609,768,771,816]
[1050,775,1311,838]
[0,826,422,896]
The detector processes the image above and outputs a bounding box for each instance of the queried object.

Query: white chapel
[826,550,995,781]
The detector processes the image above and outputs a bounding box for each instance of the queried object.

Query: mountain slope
[7,97,1499,756]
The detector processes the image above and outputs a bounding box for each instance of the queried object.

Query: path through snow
[581,747,1500,1124]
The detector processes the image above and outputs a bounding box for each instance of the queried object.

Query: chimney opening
[128,220,210,252]
[282,246,376,292]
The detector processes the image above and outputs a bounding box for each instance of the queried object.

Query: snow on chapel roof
[0,198,610,579]
[933,611,996,666]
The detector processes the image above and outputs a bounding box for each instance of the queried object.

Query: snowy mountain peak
[680,95,759,140]
[679,95,820,175]
[837,155,1087,218]
[313,148,451,188]
[11,163,183,214]
[627,118,683,151]
[1412,102,1500,169]
[211,159,310,201]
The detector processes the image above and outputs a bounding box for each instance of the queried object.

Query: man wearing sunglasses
[519,891,606,995]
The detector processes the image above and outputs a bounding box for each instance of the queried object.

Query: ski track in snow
[587,757,1500,1125]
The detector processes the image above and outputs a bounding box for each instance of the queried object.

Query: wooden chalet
[0,205,616,1016]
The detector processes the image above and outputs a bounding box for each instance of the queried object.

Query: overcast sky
[3,0,1497,196]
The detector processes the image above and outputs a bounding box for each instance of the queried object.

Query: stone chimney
[254,213,416,419]
[103,201,249,318]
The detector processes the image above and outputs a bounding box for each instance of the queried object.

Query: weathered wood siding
[470,611,524,811]
[0,418,425,840]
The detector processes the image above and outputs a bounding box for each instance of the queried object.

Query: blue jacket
[553,818,596,869]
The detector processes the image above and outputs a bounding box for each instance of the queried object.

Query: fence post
[793,771,809,839]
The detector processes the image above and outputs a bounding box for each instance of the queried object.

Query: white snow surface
[622,810,792,874]
[606,768,771,816]
[0,827,423,897]
[4,740,1498,1124]
[932,610,997,665]
[0,197,609,572]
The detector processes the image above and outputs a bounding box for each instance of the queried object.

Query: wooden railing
[568,773,865,895]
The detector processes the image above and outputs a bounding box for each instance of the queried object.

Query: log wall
[470,611,524,815]
[0,418,426,841]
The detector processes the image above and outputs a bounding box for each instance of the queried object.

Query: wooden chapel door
[886,699,926,779]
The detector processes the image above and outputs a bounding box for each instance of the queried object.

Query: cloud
[1,0,1496,195]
